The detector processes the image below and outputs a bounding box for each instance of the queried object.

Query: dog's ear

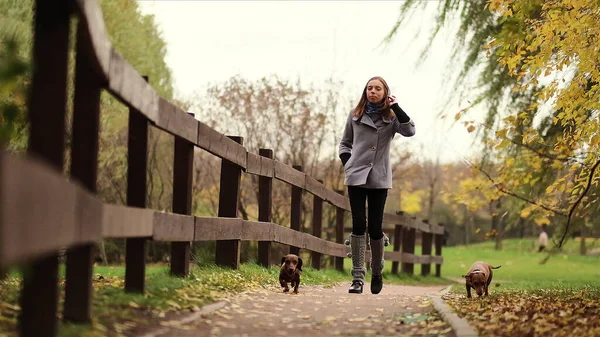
[297,258,303,271]
[281,257,286,265]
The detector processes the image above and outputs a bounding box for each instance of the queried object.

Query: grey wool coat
[339,108,415,189]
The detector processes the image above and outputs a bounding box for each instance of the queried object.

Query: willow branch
[461,157,568,216]
[556,159,600,248]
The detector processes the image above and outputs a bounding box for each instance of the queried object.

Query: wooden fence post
[215,136,243,268]
[125,75,150,293]
[63,19,101,324]
[391,224,402,274]
[311,179,324,270]
[435,224,444,277]
[401,218,416,275]
[20,1,71,335]
[335,190,345,271]
[258,149,273,268]
[289,165,303,256]
[170,112,195,276]
[421,220,433,276]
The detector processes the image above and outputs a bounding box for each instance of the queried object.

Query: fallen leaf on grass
[128,301,141,309]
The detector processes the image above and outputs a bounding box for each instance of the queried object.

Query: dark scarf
[366,101,383,114]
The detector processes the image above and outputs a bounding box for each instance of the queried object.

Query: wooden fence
[0,1,444,336]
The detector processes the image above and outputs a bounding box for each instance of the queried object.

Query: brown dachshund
[462,261,501,298]
[279,254,302,294]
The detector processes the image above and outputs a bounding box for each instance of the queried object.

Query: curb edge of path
[136,300,228,337]
[428,285,479,337]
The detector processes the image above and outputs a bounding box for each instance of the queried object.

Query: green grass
[339,237,600,291]
[438,238,600,294]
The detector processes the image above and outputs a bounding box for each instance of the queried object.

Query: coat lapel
[353,114,377,129]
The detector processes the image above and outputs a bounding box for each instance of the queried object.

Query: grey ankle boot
[349,234,366,293]
[370,237,384,294]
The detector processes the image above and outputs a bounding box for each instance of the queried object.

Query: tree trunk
[238,198,249,220]
[463,206,470,245]
[427,182,435,221]
[99,240,108,265]
[518,217,526,238]
[490,198,503,250]
[580,223,587,255]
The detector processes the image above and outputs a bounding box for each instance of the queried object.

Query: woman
[339,76,415,294]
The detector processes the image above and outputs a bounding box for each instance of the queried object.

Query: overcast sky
[136,0,485,163]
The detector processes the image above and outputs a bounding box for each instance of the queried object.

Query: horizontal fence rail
[0,0,445,336]
[0,151,443,267]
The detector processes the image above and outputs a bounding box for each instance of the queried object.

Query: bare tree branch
[461,157,568,216]
[556,159,600,248]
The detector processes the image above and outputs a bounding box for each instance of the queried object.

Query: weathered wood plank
[289,165,303,256]
[102,204,153,238]
[246,152,275,177]
[421,232,433,276]
[197,121,225,157]
[414,220,431,233]
[382,212,440,234]
[335,202,345,271]
[0,153,78,267]
[257,148,274,268]
[241,221,273,241]
[107,51,159,124]
[274,161,306,188]
[325,189,351,211]
[225,135,248,169]
[194,217,244,241]
[311,186,324,270]
[63,24,104,323]
[382,212,409,226]
[215,136,243,269]
[246,152,262,175]
[259,155,275,177]
[430,224,444,235]
[153,212,194,242]
[125,92,150,294]
[20,8,69,325]
[74,0,110,81]
[435,232,443,277]
[170,123,195,276]
[74,188,103,244]
[197,122,247,168]
[305,176,329,201]
[271,224,348,258]
[192,218,349,258]
[156,98,197,144]
[386,252,439,265]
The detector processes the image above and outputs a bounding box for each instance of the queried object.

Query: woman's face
[365,79,386,104]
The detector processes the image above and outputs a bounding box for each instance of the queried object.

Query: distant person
[538,227,548,252]
[339,76,415,294]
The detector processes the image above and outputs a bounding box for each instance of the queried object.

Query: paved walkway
[136,283,456,337]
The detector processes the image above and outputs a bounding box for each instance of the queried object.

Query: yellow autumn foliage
[456,0,600,227]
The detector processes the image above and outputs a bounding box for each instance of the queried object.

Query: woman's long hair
[352,76,394,120]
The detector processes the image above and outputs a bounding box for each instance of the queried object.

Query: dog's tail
[490,265,501,269]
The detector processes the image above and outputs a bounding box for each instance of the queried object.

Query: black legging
[347,186,388,240]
